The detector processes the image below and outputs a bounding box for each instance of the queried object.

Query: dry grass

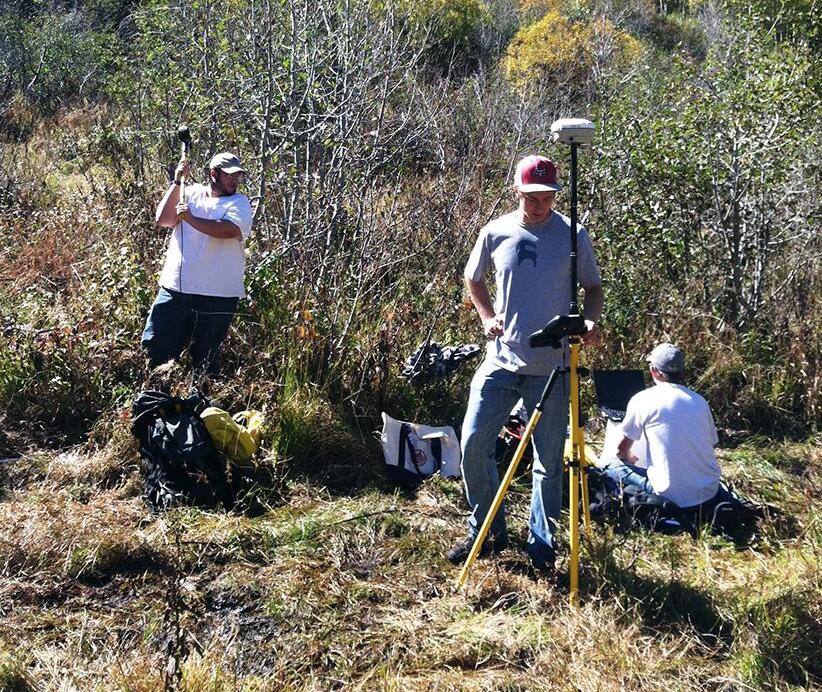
[0,432,818,691]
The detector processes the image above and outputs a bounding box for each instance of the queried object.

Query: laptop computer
[592,369,646,421]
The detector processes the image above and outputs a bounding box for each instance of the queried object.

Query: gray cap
[646,342,685,374]
[209,152,245,174]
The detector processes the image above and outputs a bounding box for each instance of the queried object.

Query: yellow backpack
[201,407,263,466]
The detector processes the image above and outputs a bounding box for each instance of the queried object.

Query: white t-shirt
[159,184,253,298]
[621,382,721,507]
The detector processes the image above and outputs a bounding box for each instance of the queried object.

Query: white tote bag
[380,412,461,487]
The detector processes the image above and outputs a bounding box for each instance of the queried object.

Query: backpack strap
[625,488,669,511]
[430,437,442,472]
[398,424,420,473]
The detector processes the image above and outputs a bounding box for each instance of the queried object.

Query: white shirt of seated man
[617,343,721,508]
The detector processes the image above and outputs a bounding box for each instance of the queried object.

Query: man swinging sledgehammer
[141,151,253,376]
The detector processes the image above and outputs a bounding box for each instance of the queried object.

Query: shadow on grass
[276,402,395,498]
[740,588,822,687]
[286,453,399,499]
[70,542,172,586]
[583,548,734,649]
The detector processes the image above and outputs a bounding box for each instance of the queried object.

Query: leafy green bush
[722,0,820,44]
[643,9,706,56]
[588,24,819,434]
[0,10,120,129]
[399,0,490,49]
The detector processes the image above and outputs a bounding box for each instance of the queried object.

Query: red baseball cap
[514,155,562,192]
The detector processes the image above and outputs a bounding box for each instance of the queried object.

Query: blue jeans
[141,287,239,374]
[601,458,731,510]
[460,360,568,565]
[600,458,656,496]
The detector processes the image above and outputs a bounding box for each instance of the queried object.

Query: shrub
[722,0,820,43]
[587,22,819,434]
[643,9,707,56]
[0,10,120,125]
[401,0,491,48]
[502,9,644,88]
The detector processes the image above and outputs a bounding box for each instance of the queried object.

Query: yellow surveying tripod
[456,118,597,605]
[454,321,594,604]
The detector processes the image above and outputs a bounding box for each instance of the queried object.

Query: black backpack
[131,390,233,511]
[588,468,762,542]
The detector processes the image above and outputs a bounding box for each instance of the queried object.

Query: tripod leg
[568,461,580,605]
[572,421,593,535]
[581,450,592,534]
[456,367,563,590]
[455,409,543,589]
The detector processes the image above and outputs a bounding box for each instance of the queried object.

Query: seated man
[601,343,722,509]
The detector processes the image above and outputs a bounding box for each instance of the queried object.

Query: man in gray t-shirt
[447,155,603,573]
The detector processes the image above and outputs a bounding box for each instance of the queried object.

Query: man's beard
[211,175,235,196]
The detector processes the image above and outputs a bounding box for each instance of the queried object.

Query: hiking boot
[530,556,556,580]
[447,534,508,565]
[528,544,556,579]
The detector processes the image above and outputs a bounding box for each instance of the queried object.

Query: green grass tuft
[0,654,32,692]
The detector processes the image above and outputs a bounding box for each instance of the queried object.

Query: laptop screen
[592,369,647,411]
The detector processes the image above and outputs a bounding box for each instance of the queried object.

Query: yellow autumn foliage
[517,0,565,19]
[502,9,645,87]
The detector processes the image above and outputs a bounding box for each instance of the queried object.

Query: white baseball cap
[209,152,246,174]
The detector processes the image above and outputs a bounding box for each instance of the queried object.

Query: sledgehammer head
[177,125,192,153]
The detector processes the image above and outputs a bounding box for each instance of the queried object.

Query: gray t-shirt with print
[464,210,601,376]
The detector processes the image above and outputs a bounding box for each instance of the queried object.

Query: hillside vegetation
[0,0,819,689]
